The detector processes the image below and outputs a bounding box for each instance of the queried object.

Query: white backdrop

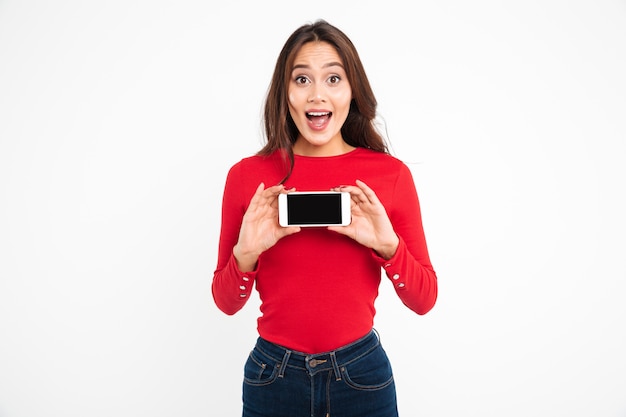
[1,1,625,416]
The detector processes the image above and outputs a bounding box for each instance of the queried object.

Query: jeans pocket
[243,348,279,387]
[341,345,394,391]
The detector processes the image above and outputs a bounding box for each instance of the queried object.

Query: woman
[212,19,437,417]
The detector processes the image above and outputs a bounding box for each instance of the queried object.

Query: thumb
[278,226,301,238]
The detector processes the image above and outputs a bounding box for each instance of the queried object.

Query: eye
[328,75,341,84]
[294,75,310,85]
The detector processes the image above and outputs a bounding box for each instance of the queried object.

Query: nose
[307,85,326,103]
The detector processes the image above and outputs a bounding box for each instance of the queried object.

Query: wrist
[375,235,400,260]
[233,244,260,272]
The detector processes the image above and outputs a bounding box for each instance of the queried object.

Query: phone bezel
[278,191,351,227]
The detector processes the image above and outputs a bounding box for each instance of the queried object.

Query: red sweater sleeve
[371,164,438,314]
[211,163,257,315]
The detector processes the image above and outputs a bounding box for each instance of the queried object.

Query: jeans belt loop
[330,351,342,381]
[278,350,291,378]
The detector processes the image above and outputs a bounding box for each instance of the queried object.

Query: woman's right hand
[233,183,301,272]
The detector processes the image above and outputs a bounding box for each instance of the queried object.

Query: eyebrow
[292,62,345,71]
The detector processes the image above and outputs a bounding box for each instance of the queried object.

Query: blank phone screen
[287,193,342,225]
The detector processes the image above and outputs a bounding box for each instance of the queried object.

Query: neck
[293,138,355,157]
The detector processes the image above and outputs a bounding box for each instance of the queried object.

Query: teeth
[307,112,330,116]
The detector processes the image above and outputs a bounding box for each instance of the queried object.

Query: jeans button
[309,358,327,368]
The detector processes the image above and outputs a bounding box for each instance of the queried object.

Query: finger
[255,182,266,195]
[247,182,267,208]
[335,184,366,204]
[350,187,370,206]
[355,180,381,205]
[269,185,295,210]
[351,196,367,212]
[258,184,285,205]
[248,183,283,215]
[278,226,301,236]
[327,225,352,237]
[263,183,285,195]
[330,185,349,192]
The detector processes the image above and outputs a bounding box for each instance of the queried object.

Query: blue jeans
[242,330,399,417]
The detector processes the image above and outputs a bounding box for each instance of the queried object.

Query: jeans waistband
[254,329,381,378]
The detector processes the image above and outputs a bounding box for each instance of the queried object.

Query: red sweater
[212,148,437,353]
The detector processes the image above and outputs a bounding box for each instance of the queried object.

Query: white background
[1,1,625,416]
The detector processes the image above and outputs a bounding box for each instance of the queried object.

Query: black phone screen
[287,193,343,225]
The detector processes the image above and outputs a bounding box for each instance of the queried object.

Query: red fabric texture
[212,148,437,353]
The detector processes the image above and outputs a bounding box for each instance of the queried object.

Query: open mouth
[306,111,332,119]
[306,111,332,129]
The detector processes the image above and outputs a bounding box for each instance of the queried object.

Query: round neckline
[293,147,363,160]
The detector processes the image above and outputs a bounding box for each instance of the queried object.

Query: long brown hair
[258,20,389,183]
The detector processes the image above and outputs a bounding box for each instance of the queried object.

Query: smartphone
[278,191,351,227]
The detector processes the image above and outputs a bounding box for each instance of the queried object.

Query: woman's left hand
[329,180,399,259]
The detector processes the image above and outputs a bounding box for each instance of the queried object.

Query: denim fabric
[242,330,399,417]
